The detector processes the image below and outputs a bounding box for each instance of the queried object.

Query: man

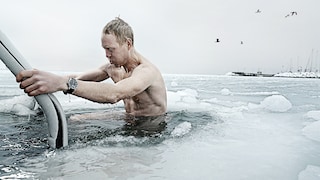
[16,17,167,122]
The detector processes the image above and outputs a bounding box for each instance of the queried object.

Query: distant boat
[230,71,274,77]
[274,49,320,78]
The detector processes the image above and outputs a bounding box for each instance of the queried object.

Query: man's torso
[106,61,166,116]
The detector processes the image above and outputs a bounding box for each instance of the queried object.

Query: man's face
[101,34,128,67]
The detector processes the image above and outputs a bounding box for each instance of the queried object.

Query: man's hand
[16,69,68,96]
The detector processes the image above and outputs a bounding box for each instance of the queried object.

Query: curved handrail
[0,30,68,148]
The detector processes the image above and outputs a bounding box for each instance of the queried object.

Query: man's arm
[71,65,154,104]
[70,64,109,82]
[16,65,154,104]
[16,64,109,96]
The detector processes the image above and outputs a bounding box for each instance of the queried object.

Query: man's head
[101,17,135,66]
[102,17,134,46]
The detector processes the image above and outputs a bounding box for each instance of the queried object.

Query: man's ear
[126,38,133,48]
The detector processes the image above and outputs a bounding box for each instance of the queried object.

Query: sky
[0,0,319,75]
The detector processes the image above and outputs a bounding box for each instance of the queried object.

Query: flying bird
[216,38,220,43]
[291,11,298,16]
[255,9,261,13]
[285,11,298,18]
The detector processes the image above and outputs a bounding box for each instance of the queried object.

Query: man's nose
[106,52,111,58]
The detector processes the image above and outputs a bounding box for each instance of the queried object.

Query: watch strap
[63,77,77,95]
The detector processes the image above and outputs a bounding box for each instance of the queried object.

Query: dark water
[0,108,217,178]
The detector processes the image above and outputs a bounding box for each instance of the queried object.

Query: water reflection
[122,113,168,137]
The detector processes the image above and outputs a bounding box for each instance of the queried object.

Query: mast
[305,49,314,72]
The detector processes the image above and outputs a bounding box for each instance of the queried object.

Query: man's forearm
[73,80,120,104]
[71,69,107,82]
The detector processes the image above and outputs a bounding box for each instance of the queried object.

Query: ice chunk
[0,95,38,115]
[302,120,320,142]
[220,88,232,96]
[167,91,181,103]
[298,165,320,180]
[178,89,198,97]
[171,81,178,86]
[11,104,37,116]
[260,95,292,112]
[305,110,320,121]
[171,122,192,137]
[167,89,210,111]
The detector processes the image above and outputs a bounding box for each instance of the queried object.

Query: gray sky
[0,0,319,75]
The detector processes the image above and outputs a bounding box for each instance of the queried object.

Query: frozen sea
[0,69,320,180]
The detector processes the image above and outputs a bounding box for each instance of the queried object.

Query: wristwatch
[63,77,78,94]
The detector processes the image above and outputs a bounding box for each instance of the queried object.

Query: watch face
[69,78,78,89]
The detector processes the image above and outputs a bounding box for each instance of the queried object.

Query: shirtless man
[16,17,167,120]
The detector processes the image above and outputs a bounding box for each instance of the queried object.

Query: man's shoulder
[135,61,159,76]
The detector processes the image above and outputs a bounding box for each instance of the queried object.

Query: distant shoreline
[227,71,320,79]
[274,72,320,79]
